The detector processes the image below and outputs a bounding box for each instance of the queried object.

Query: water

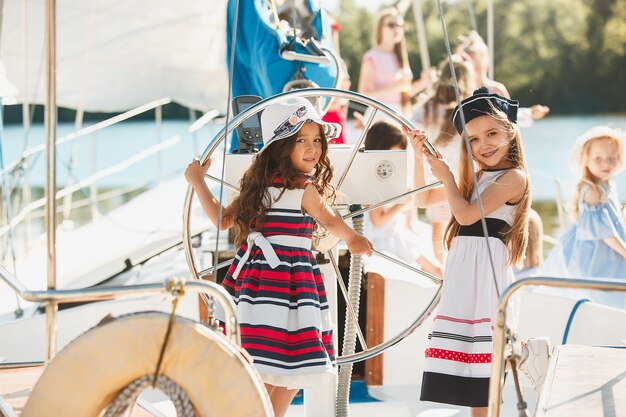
[522,115,626,201]
[2,115,626,240]
[4,115,626,195]
[1,120,220,188]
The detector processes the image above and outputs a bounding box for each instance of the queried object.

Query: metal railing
[0,98,172,178]
[0,264,241,347]
[0,98,176,249]
[488,276,626,417]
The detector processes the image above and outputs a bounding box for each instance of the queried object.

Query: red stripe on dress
[244,343,330,356]
[243,326,320,341]
[239,247,314,258]
[263,221,314,230]
[434,315,492,325]
[425,348,492,364]
[238,282,324,298]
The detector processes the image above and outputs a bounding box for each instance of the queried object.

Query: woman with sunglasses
[358,7,429,116]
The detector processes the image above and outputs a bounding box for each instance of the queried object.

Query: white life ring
[22,312,273,417]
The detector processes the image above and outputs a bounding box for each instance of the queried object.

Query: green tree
[333,0,626,114]
[335,0,374,89]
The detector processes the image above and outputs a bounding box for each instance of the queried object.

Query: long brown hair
[363,121,406,150]
[227,125,335,246]
[524,209,544,269]
[422,55,475,147]
[443,107,531,266]
[374,8,411,110]
[572,135,625,220]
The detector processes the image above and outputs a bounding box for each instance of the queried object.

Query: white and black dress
[420,169,519,407]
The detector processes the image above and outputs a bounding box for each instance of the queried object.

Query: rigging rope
[434,0,501,297]
[466,0,478,32]
[196,0,243,317]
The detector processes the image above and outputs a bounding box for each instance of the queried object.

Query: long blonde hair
[444,107,531,266]
[524,209,544,269]
[572,135,625,220]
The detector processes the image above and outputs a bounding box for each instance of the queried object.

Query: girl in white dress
[409,87,531,416]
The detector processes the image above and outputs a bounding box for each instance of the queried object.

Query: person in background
[411,55,476,264]
[363,121,442,277]
[357,7,429,117]
[185,97,373,417]
[456,31,550,126]
[542,125,626,309]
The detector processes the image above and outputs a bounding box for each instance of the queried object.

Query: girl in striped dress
[409,88,530,416]
[185,97,373,417]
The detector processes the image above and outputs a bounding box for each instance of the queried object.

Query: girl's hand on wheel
[185,159,211,187]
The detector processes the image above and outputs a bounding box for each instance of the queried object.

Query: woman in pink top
[358,8,428,116]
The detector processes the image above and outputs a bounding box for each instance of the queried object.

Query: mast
[487,0,494,79]
[412,0,432,89]
[44,0,58,362]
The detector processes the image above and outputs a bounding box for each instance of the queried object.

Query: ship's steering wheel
[182,88,442,365]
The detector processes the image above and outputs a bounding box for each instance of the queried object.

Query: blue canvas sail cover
[226,0,339,149]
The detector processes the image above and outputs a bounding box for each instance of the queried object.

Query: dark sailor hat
[452,87,519,134]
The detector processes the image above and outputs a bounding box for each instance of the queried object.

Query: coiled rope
[103,374,196,417]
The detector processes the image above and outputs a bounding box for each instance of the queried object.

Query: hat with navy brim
[260,97,341,152]
[452,87,519,134]
[569,125,626,176]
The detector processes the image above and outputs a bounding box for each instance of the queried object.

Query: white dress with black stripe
[420,169,519,407]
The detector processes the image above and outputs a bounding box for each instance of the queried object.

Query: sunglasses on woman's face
[386,21,404,29]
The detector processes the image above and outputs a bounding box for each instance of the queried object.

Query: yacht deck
[536,345,626,417]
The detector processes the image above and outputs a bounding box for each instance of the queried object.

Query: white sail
[1,0,228,112]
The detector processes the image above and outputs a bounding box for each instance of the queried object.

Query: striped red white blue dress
[420,169,519,407]
[222,179,336,388]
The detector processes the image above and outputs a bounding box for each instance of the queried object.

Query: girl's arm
[407,128,448,207]
[302,184,373,256]
[409,67,432,96]
[583,187,626,259]
[603,237,626,259]
[433,163,526,225]
[184,159,234,230]
[369,204,406,227]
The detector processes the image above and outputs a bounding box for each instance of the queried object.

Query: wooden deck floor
[0,364,152,416]
[536,345,626,417]
[0,365,43,416]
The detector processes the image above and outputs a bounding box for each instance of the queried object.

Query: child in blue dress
[185,96,373,417]
[543,126,626,309]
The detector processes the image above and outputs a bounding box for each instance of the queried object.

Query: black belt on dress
[457,218,510,242]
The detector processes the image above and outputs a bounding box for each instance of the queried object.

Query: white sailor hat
[260,97,341,151]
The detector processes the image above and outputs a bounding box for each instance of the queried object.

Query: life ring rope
[103,374,195,417]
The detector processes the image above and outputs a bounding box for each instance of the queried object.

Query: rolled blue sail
[226,0,339,150]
